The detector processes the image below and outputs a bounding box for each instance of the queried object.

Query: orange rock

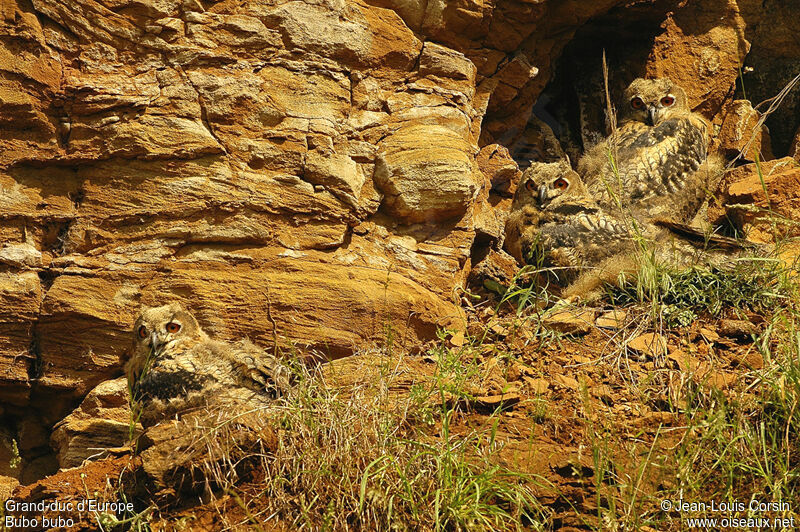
[595,310,627,330]
[695,369,737,390]
[473,393,521,410]
[524,377,550,395]
[375,125,480,223]
[628,333,668,358]
[667,350,701,372]
[487,320,509,337]
[647,4,748,119]
[476,144,521,190]
[553,374,580,391]
[699,327,721,344]
[448,330,466,347]
[718,100,773,162]
[590,384,614,403]
[50,377,137,469]
[0,272,41,407]
[543,309,595,335]
[0,475,18,502]
[728,351,764,370]
[468,249,519,292]
[719,319,759,339]
[710,159,800,243]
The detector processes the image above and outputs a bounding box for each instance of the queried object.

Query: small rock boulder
[543,309,595,335]
[50,377,139,469]
[375,124,480,223]
[595,310,627,330]
[628,333,668,358]
[718,100,773,162]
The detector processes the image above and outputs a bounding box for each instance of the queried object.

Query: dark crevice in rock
[511,3,676,168]
[476,0,683,168]
[735,0,800,157]
[54,221,72,256]
[0,411,58,485]
[36,269,59,293]
[26,326,42,382]
[68,184,85,209]
[735,63,800,158]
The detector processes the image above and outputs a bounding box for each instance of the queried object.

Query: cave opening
[517,3,677,171]
[469,2,682,272]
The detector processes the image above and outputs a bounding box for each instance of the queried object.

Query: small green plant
[527,396,551,424]
[8,438,20,470]
[610,257,791,319]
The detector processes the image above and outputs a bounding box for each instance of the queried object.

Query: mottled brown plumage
[505,161,753,300]
[126,303,289,427]
[506,161,632,292]
[578,78,722,225]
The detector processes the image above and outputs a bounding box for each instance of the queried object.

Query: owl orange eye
[138,325,147,339]
[630,97,644,110]
[553,178,569,190]
[661,95,675,106]
[166,322,181,333]
[524,179,536,192]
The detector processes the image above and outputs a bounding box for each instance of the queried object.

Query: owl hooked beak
[538,184,549,207]
[150,331,164,353]
[646,106,658,126]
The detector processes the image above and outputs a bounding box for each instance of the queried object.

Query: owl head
[513,159,591,211]
[128,303,207,379]
[619,78,689,126]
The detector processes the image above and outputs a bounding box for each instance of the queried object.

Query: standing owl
[578,78,722,224]
[126,303,289,427]
[505,160,750,300]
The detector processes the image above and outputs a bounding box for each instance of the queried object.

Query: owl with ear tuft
[578,77,723,225]
[126,302,290,427]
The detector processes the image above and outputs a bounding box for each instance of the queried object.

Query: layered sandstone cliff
[0,0,798,483]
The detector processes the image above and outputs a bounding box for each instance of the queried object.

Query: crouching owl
[505,160,633,293]
[126,303,290,427]
[505,160,753,301]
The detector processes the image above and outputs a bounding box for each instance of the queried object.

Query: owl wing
[505,205,540,264]
[521,202,634,281]
[652,219,756,250]
[586,117,709,222]
[226,338,291,398]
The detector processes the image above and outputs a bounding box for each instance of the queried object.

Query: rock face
[1,0,799,483]
[49,377,138,469]
[709,158,800,244]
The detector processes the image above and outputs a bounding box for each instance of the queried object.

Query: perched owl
[126,303,290,427]
[578,78,722,225]
[505,160,751,300]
